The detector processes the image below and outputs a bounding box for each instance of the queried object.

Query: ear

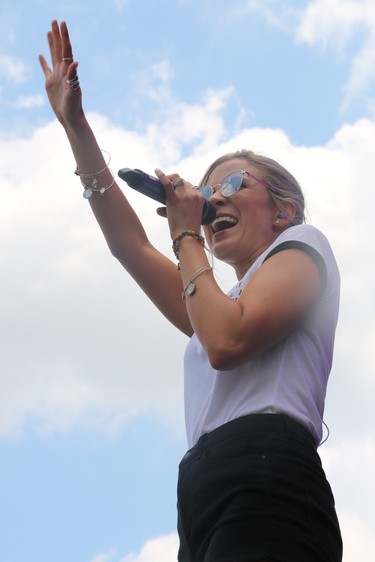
[274,200,297,227]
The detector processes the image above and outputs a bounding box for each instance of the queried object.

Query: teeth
[212,216,238,233]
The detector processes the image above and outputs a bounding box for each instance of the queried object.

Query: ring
[172,178,185,188]
[66,74,78,84]
[66,75,80,90]
[62,57,74,62]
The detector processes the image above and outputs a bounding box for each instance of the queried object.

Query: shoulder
[230,225,339,300]
[271,224,331,250]
[264,224,340,293]
[266,225,338,266]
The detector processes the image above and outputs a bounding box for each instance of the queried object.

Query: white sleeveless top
[184,225,340,447]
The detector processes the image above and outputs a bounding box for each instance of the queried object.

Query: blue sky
[1,1,375,561]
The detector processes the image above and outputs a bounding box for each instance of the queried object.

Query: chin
[210,241,236,264]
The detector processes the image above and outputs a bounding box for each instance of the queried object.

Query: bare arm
[39,20,192,335]
[155,169,322,370]
[179,243,321,370]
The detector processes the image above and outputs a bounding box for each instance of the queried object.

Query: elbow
[108,241,124,261]
[110,244,135,273]
[208,355,234,371]
[206,340,255,371]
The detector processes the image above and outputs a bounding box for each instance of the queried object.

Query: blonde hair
[200,149,306,225]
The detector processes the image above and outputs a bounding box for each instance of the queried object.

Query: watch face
[186,282,196,296]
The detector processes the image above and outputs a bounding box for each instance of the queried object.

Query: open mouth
[212,216,238,234]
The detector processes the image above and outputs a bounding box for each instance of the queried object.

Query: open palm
[39,20,83,124]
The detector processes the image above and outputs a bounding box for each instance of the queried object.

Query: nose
[209,188,226,206]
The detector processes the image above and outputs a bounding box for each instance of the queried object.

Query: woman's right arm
[39,20,192,336]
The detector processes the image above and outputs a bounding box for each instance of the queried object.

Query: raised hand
[39,20,83,125]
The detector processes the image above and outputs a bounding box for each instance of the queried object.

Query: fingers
[60,21,74,61]
[154,168,175,199]
[46,29,56,67]
[38,54,51,78]
[155,168,190,197]
[51,20,62,66]
[45,20,74,67]
[68,61,79,78]
[154,167,171,185]
[66,62,80,91]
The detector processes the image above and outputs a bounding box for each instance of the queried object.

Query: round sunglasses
[198,170,277,200]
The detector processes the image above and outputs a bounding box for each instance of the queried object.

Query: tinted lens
[220,171,243,196]
[199,171,244,200]
[199,186,214,200]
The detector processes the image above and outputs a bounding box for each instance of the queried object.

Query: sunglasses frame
[199,169,278,200]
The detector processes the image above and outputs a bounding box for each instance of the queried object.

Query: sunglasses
[198,170,277,200]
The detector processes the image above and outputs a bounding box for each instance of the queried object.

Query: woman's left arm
[179,243,321,370]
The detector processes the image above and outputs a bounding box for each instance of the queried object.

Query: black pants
[177,414,343,562]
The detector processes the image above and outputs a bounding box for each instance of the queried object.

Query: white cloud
[119,533,178,562]
[340,513,375,562]
[342,34,375,111]
[320,436,375,561]
[296,0,375,110]
[142,87,236,165]
[1,104,375,444]
[13,94,45,109]
[90,548,118,562]
[0,54,29,83]
[135,59,175,104]
[0,88,374,558]
[241,0,299,31]
[88,438,375,562]
[296,0,369,48]
[240,0,375,111]
[89,534,178,562]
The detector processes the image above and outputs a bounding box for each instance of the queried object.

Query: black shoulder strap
[263,241,327,290]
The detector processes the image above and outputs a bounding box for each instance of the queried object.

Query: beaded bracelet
[172,230,205,262]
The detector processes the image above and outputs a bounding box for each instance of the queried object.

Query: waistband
[186,414,317,458]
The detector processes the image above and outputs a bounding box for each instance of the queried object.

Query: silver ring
[172,178,184,188]
[62,57,74,62]
[66,74,78,85]
[66,75,80,90]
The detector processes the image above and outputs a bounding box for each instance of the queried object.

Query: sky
[0,0,374,561]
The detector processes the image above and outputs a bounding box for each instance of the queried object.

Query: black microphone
[118,168,216,225]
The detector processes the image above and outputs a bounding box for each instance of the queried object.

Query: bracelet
[182,265,213,300]
[80,170,115,199]
[172,230,205,261]
[74,149,111,179]
[74,150,114,198]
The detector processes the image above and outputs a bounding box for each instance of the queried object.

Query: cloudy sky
[1,0,374,561]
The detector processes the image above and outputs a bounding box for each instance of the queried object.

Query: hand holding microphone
[118,168,216,225]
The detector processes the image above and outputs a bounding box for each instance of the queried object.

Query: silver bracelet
[80,170,115,199]
[74,150,114,198]
[74,149,111,179]
[181,265,213,300]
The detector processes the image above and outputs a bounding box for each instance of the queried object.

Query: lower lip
[214,223,238,235]
[212,226,236,237]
